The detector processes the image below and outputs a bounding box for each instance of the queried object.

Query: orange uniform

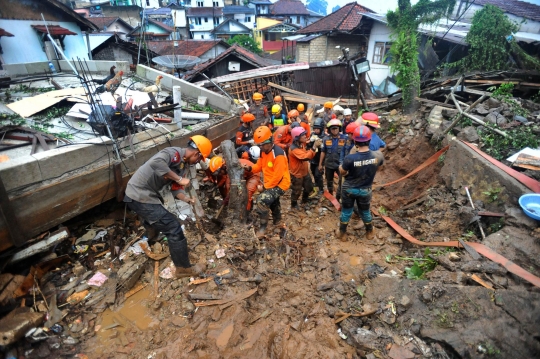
[239,159,261,211]
[251,145,290,191]
[273,125,292,151]
[288,143,315,178]
[300,121,311,140]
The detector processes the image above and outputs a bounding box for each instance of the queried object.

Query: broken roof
[184,44,274,81]
[472,0,540,22]
[146,39,229,57]
[87,16,133,31]
[296,2,373,34]
[270,0,310,16]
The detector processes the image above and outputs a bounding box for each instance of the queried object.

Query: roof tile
[147,40,227,57]
[270,0,310,16]
[473,0,540,22]
[87,16,120,30]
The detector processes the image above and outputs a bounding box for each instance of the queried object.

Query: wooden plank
[415,97,456,109]
[514,153,540,171]
[7,87,86,118]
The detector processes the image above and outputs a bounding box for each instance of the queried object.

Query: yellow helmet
[271,104,281,114]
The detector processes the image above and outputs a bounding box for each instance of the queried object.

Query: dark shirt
[321,134,348,169]
[342,150,384,189]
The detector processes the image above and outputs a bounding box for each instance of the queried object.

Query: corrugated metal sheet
[293,63,353,97]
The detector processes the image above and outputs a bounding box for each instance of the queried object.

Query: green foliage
[0,112,26,126]
[451,5,518,71]
[227,35,263,55]
[487,83,529,117]
[482,187,502,203]
[386,0,456,108]
[389,248,450,279]
[478,123,539,160]
[489,218,505,233]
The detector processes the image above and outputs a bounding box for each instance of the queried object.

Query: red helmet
[291,127,306,141]
[362,112,380,128]
[345,122,359,134]
[353,125,372,142]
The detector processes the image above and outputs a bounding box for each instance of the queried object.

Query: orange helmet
[253,92,263,101]
[297,103,305,112]
[253,126,273,144]
[288,109,299,119]
[241,113,255,123]
[362,112,380,128]
[324,101,333,109]
[274,95,282,103]
[189,135,212,159]
[209,156,224,173]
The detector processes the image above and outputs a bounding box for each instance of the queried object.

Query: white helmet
[343,108,352,116]
[249,146,261,160]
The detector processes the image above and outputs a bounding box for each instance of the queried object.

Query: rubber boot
[168,235,205,278]
[365,222,375,240]
[291,200,299,209]
[175,263,205,279]
[335,222,348,241]
[256,219,268,238]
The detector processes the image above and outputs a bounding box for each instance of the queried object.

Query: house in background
[268,0,311,28]
[295,2,374,63]
[247,0,271,16]
[129,19,175,40]
[183,43,274,81]
[211,18,252,40]
[146,39,229,61]
[91,33,158,64]
[87,16,133,39]
[0,0,98,65]
[254,17,299,54]
[186,0,224,40]
[223,5,255,30]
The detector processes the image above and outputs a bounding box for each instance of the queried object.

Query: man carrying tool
[241,126,290,236]
[124,135,212,278]
[235,113,255,156]
[208,156,262,211]
[289,126,321,208]
[319,118,347,200]
[337,125,384,240]
[309,118,325,195]
[249,92,270,128]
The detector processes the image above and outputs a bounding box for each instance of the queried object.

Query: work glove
[314,139,323,148]
[309,134,319,143]
[248,139,255,145]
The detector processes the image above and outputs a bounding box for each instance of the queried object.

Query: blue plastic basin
[519,194,540,221]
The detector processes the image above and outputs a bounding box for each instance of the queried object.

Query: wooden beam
[0,175,25,247]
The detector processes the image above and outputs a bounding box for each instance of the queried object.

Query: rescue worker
[235,113,255,157]
[208,156,230,204]
[249,92,270,128]
[270,104,287,131]
[309,118,325,195]
[124,135,212,278]
[318,118,347,199]
[289,126,321,208]
[322,101,334,128]
[239,145,261,163]
[273,95,282,106]
[342,108,354,134]
[273,122,300,152]
[290,107,311,139]
[344,122,359,156]
[208,156,262,211]
[361,112,386,152]
[297,103,308,123]
[337,125,384,240]
[241,126,290,236]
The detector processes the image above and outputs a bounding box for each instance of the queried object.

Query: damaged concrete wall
[136,64,233,112]
[0,116,239,251]
[439,139,532,210]
[4,60,130,77]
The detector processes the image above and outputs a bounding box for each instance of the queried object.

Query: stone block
[197,96,208,106]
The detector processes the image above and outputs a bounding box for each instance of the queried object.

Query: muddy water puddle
[93,288,158,355]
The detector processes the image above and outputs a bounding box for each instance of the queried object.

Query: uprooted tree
[220,140,248,224]
[450,4,540,71]
[386,0,456,114]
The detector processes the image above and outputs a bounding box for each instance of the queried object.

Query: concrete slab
[4,64,28,77]
[25,62,49,74]
[0,155,43,192]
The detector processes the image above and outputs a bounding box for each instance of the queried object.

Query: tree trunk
[403,79,420,115]
[221,140,248,225]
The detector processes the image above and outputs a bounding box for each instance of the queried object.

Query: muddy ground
[4,110,540,359]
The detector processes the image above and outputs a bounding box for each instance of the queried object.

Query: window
[201,34,205,39]
[185,0,191,4]
[195,17,202,25]
[213,1,219,6]
[214,17,220,25]
[245,16,251,22]
[204,17,208,22]
[372,42,392,64]
[146,0,150,6]
[197,1,204,6]
[296,16,300,24]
